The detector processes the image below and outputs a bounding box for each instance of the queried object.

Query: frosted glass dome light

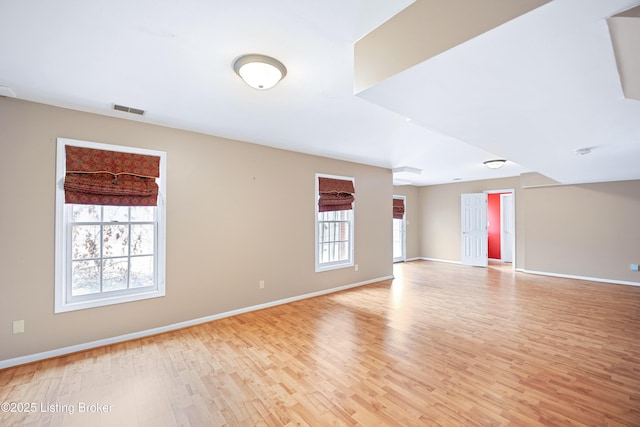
[233,54,287,90]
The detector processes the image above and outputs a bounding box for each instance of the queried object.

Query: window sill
[55,288,165,313]
[315,262,354,273]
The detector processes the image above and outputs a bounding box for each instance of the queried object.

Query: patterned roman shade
[64,145,160,206]
[393,198,405,219]
[318,177,355,212]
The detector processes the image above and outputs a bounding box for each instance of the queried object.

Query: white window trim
[315,173,355,272]
[54,137,167,313]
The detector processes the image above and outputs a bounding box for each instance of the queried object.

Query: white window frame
[393,195,407,263]
[54,138,167,313]
[315,173,355,272]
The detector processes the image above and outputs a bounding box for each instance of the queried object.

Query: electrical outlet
[13,320,24,334]
[632,264,639,272]
[259,280,265,289]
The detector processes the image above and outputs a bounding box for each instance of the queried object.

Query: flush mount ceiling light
[483,159,506,169]
[233,54,287,90]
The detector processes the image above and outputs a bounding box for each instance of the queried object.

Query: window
[55,138,166,313]
[315,174,355,271]
[393,196,406,262]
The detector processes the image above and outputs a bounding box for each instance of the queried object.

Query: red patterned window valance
[318,177,355,212]
[64,145,160,206]
[393,198,405,219]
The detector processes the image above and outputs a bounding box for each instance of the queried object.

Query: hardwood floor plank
[1,260,639,426]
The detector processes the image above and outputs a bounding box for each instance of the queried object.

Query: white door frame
[485,189,516,270]
[500,193,514,263]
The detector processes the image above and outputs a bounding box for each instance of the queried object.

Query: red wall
[487,193,502,259]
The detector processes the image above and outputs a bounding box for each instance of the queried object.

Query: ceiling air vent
[113,104,145,115]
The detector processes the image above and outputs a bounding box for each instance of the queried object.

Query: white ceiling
[1,0,639,186]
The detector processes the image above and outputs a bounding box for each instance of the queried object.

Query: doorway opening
[461,189,515,269]
[488,192,514,263]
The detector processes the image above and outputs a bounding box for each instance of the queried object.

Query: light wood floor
[1,261,639,426]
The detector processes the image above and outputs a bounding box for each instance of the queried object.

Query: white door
[500,193,514,263]
[461,193,488,267]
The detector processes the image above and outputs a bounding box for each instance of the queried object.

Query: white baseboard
[418,257,461,265]
[520,269,640,287]
[393,257,421,263]
[0,275,393,370]
[419,262,638,287]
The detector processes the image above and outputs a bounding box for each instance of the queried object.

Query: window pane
[103,224,129,257]
[71,260,100,295]
[339,222,349,240]
[131,224,154,255]
[103,258,128,291]
[131,206,155,222]
[103,206,129,222]
[337,241,349,261]
[393,218,402,259]
[72,225,100,260]
[130,256,154,288]
[319,244,329,263]
[72,205,100,222]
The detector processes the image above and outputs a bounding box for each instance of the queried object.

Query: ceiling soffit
[353,0,551,93]
[608,5,640,101]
